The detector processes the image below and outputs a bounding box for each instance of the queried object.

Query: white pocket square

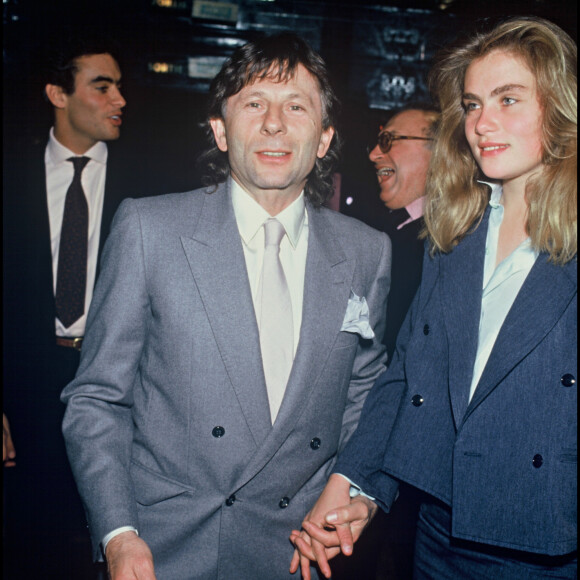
[340,291,375,339]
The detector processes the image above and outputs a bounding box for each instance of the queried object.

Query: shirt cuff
[336,473,376,501]
[102,526,139,555]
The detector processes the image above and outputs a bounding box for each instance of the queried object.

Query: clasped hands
[289,473,378,580]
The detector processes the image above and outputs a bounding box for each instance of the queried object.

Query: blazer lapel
[30,147,58,328]
[465,255,577,417]
[180,183,272,446]
[97,147,127,280]
[441,213,489,427]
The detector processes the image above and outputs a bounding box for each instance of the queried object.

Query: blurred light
[148,62,186,75]
[346,196,354,206]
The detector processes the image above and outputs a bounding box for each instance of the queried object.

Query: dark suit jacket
[335,208,577,556]
[2,135,165,577]
[382,216,425,362]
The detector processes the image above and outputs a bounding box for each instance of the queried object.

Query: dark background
[3,0,576,229]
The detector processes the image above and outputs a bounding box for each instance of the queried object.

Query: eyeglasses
[370,131,433,154]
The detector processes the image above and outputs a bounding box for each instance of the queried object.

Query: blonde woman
[291,16,577,579]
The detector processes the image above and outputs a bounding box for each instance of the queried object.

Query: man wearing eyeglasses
[369,103,440,363]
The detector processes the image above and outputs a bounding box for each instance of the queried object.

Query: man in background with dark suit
[369,104,439,363]
[351,104,439,580]
[3,36,134,579]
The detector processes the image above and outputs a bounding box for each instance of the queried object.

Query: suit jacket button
[423,324,430,335]
[212,426,225,438]
[411,394,424,407]
[310,437,321,450]
[532,454,543,468]
[561,373,576,387]
[279,497,290,509]
[225,495,236,506]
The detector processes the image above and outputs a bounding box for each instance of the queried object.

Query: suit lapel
[180,183,272,446]
[441,213,488,427]
[277,204,353,424]
[234,204,355,485]
[465,255,577,418]
[31,145,58,328]
[97,146,127,279]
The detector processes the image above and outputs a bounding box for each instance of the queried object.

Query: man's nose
[261,105,285,134]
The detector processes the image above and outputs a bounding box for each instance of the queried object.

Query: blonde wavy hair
[424,16,577,264]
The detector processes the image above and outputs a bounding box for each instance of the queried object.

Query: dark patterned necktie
[55,156,90,328]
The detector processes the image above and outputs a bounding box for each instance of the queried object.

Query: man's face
[210,64,334,213]
[48,53,125,154]
[368,110,433,210]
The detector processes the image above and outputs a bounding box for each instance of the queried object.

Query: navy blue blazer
[335,209,577,556]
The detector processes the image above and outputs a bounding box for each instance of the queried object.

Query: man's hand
[106,531,156,580]
[289,474,377,580]
[3,413,16,467]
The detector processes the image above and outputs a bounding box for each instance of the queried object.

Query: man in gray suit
[62,33,390,580]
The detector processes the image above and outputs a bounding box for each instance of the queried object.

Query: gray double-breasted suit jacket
[335,208,577,557]
[62,181,391,579]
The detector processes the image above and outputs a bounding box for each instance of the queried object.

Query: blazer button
[561,373,576,387]
[212,426,225,438]
[423,324,430,335]
[225,494,236,506]
[532,454,543,468]
[279,497,290,509]
[310,437,321,450]
[411,394,424,407]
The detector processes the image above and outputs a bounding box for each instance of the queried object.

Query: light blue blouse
[468,184,539,401]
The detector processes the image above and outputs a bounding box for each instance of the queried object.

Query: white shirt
[45,128,108,337]
[231,178,308,355]
[102,178,310,551]
[468,183,538,401]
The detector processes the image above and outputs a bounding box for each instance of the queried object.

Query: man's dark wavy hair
[199,32,341,207]
[42,32,122,96]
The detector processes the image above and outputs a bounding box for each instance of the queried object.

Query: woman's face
[462,50,544,192]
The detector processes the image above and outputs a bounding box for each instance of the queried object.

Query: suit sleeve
[334,261,422,512]
[337,231,391,453]
[61,198,149,559]
[333,244,442,511]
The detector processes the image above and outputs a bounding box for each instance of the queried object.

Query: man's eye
[289,105,303,111]
[96,86,109,93]
[502,97,517,106]
[462,102,478,112]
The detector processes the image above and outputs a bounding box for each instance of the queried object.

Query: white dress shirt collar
[230,178,306,245]
[46,127,108,166]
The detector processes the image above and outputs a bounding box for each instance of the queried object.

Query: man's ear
[209,118,228,152]
[317,126,335,159]
[45,84,68,109]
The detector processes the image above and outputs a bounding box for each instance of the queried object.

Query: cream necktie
[259,218,294,423]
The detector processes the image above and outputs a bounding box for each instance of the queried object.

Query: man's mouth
[261,151,289,157]
[377,167,395,177]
